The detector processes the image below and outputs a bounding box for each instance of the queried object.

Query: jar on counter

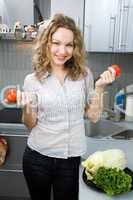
[125,95,133,121]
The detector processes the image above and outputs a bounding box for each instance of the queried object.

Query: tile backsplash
[0,40,32,90]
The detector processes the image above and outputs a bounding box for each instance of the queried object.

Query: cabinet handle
[117,3,123,50]
[84,24,92,51]
[0,169,23,172]
[121,5,129,48]
[118,4,129,50]
[76,16,80,27]
[108,16,116,51]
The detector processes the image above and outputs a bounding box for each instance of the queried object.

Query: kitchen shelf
[0,33,33,41]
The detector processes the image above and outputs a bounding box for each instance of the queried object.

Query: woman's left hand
[95,66,116,88]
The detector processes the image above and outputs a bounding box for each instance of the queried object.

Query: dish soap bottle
[114,91,125,121]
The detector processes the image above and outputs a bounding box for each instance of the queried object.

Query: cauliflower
[82,149,127,180]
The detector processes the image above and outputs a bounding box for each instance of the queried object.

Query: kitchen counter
[0,123,29,135]
[79,120,133,200]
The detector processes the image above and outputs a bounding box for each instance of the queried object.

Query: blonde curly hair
[33,14,87,80]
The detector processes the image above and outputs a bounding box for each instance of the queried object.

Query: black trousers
[23,146,80,200]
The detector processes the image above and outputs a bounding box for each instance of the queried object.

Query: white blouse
[23,69,94,158]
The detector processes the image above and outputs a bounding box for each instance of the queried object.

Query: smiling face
[49,27,74,69]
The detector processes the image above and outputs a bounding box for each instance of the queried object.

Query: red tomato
[111,64,121,77]
[6,89,17,103]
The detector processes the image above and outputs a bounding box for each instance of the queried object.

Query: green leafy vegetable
[92,167,132,196]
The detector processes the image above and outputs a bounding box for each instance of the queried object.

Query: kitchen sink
[112,129,133,140]
[84,119,126,138]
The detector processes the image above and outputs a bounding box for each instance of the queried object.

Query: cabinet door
[51,0,85,32]
[4,0,34,28]
[0,172,30,198]
[122,0,133,52]
[114,0,132,52]
[84,0,119,52]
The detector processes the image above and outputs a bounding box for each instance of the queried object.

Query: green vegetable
[92,167,132,196]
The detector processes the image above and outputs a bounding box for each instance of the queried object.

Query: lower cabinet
[0,127,30,199]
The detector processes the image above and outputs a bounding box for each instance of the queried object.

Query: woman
[17,14,115,200]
